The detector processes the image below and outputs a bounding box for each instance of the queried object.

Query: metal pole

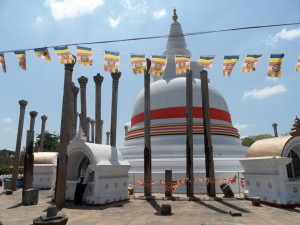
[201,70,216,197]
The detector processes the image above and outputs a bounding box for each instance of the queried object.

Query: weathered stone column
[93,73,104,144]
[186,70,194,197]
[144,59,152,196]
[11,100,28,191]
[272,123,278,137]
[124,125,129,136]
[70,82,75,141]
[23,111,38,195]
[110,72,121,147]
[55,59,76,208]
[201,70,216,197]
[40,115,48,152]
[106,131,111,145]
[78,113,82,130]
[86,117,91,142]
[78,76,88,137]
[72,85,79,136]
[91,119,95,143]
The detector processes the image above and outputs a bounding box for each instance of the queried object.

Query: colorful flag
[175,55,191,75]
[0,53,6,73]
[222,55,239,76]
[130,54,147,74]
[54,46,74,64]
[242,54,262,72]
[104,50,120,73]
[149,55,167,76]
[198,55,215,69]
[34,47,51,62]
[268,54,284,78]
[296,54,300,72]
[14,51,26,70]
[76,46,93,66]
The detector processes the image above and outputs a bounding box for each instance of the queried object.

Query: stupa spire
[163,8,191,57]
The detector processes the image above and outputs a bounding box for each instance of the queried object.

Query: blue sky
[0,0,300,150]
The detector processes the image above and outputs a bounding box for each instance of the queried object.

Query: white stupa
[120,9,247,193]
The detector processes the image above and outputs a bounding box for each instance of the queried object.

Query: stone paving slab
[1,186,300,225]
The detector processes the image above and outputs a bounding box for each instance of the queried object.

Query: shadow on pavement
[192,200,228,214]
[216,199,251,213]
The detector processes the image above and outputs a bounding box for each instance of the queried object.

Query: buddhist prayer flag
[104,50,120,73]
[76,46,93,66]
[149,55,167,76]
[296,54,300,72]
[198,55,215,69]
[0,53,6,73]
[14,51,26,70]
[222,55,239,76]
[268,54,284,78]
[34,47,51,62]
[175,55,190,75]
[54,46,74,64]
[242,54,262,72]
[130,54,147,74]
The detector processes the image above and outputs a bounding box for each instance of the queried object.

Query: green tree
[241,134,273,147]
[36,131,60,152]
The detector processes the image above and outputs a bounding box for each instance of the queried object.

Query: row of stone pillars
[11,100,48,191]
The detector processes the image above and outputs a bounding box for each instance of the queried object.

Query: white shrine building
[120,11,247,193]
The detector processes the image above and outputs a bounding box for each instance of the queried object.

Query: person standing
[74,162,92,205]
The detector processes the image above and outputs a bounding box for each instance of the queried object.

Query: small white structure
[65,130,131,205]
[240,118,300,207]
[33,152,57,189]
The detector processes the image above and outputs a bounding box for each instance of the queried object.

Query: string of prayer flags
[222,55,239,76]
[268,54,284,78]
[296,54,300,72]
[76,46,93,66]
[149,55,167,76]
[54,46,74,64]
[0,53,7,73]
[242,54,262,72]
[130,54,147,74]
[175,55,191,75]
[34,47,51,62]
[198,55,215,69]
[104,50,120,73]
[14,51,26,70]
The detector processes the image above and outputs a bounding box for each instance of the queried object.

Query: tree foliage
[241,134,273,147]
[36,131,60,152]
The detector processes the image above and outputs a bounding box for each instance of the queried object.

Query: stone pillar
[124,125,129,135]
[201,70,216,197]
[72,85,79,136]
[78,76,88,137]
[186,70,194,197]
[40,115,48,152]
[93,73,104,144]
[78,113,82,130]
[70,82,75,140]
[91,119,95,143]
[106,131,111,145]
[144,59,152,196]
[55,59,76,208]
[110,72,121,147]
[272,123,278,137]
[86,117,91,142]
[11,100,28,191]
[165,170,172,197]
[23,111,38,195]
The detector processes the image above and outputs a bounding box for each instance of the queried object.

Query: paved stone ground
[1,185,300,225]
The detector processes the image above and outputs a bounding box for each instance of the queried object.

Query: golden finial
[173,7,178,22]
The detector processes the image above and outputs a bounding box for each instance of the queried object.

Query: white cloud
[266,28,300,46]
[34,16,44,25]
[45,0,105,20]
[120,0,148,15]
[152,9,166,20]
[108,16,121,28]
[234,123,249,131]
[2,118,13,124]
[243,84,287,100]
